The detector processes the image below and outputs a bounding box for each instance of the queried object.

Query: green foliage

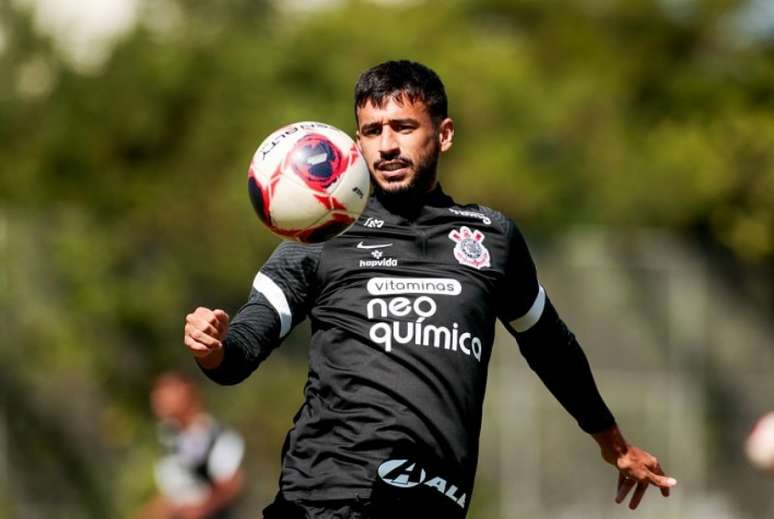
[1,0,773,515]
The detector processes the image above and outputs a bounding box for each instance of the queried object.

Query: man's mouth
[376,161,411,179]
[377,160,411,171]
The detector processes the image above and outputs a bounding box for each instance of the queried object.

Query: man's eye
[363,127,380,136]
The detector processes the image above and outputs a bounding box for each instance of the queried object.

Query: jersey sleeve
[497,220,615,434]
[496,220,542,325]
[200,241,323,385]
[206,429,245,482]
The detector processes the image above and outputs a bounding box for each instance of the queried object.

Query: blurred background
[1,0,774,517]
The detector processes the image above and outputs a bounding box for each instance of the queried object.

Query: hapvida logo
[357,242,398,268]
[359,257,398,268]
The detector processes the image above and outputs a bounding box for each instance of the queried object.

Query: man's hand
[592,424,677,510]
[184,307,230,369]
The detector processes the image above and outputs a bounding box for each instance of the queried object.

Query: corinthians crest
[448,226,491,270]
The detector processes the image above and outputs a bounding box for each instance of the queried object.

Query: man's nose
[378,127,399,157]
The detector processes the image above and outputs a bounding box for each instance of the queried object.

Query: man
[136,372,245,519]
[184,60,677,518]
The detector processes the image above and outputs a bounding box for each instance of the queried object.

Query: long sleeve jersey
[201,186,614,514]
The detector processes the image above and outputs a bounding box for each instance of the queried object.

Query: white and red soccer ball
[248,121,370,243]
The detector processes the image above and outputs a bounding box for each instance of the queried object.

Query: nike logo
[356,241,393,249]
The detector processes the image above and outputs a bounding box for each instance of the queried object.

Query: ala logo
[378,458,467,509]
[378,459,426,488]
[448,226,491,270]
[362,217,385,228]
[357,241,398,268]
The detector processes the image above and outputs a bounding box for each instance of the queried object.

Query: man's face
[356,95,453,195]
[151,379,195,424]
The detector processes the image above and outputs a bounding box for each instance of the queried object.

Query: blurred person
[136,371,245,519]
[184,60,676,518]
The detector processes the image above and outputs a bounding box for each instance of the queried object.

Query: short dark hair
[354,60,448,123]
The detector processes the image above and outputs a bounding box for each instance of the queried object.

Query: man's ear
[438,117,455,152]
[354,128,364,151]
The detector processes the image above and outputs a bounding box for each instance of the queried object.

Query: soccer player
[136,372,245,519]
[184,60,677,518]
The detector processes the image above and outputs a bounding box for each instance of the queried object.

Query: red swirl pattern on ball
[286,133,348,192]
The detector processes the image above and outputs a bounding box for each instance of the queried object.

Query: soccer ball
[248,121,370,243]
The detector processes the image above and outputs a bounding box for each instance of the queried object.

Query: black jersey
[201,186,614,515]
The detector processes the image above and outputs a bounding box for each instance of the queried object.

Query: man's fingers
[184,323,222,349]
[190,329,222,349]
[189,307,227,328]
[186,307,228,338]
[186,318,221,339]
[212,309,230,333]
[651,462,674,497]
[184,307,227,361]
[184,330,219,350]
[615,473,636,504]
[629,481,649,510]
[648,471,677,496]
[184,335,218,358]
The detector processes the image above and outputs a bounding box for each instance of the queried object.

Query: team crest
[448,226,491,270]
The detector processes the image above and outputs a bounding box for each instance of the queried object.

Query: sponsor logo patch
[367,277,462,296]
[362,217,385,228]
[366,295,482,362]
[357,241,398,268]
[359,257,399,268]
[449,208,492,225]
[377,458,467,508]
[357,241,393,249]
[448,226,491,270]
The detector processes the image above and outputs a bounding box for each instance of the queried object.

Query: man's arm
[506,300,677,509]
[166,470,244,519]
[498,219,676,509]
[506,295,616,433]
[184,241,322,384]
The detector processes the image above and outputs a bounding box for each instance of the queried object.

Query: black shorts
[263,484,467,519]
[263,495,368,519]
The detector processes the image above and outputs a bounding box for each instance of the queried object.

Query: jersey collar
[371,184,454,221]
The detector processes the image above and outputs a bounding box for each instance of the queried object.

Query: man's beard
[372,143,440,207]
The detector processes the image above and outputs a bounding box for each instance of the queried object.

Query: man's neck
[374,183,440,218]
